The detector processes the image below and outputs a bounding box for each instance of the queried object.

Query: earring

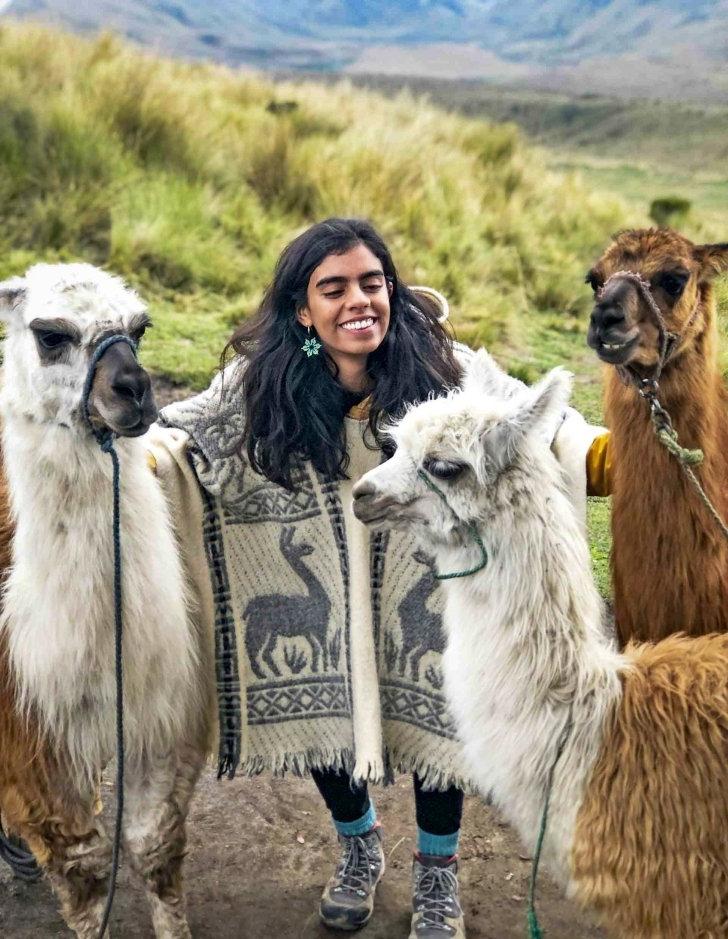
[301,325,322,358]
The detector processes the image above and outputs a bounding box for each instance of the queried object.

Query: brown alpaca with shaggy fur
[573,633,728,938]
[586,229,728,646]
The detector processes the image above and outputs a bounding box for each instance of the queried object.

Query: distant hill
[4,0,728,100]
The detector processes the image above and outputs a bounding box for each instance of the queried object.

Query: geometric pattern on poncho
[247,677,349,724]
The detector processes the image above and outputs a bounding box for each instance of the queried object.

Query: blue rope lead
[96,436,124,939]
[82,334,137,939]
[527,707,574,938]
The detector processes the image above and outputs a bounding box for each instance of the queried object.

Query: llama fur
[587,229,728,644]
[353,351,728,937]
[0,263,211,938]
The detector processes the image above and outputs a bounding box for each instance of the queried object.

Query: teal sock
[333,804,377,838]
[417,826,459,857]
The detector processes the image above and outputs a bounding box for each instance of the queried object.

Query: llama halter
[416,469,488,579]
[597,269,700,385]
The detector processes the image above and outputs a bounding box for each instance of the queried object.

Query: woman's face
[297,244,392,374]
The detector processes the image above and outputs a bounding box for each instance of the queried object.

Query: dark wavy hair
[225,217,462,489]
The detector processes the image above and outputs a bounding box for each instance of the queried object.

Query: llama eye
[657,271,688,298]
[36,331,72,351]
[423,458,465,481]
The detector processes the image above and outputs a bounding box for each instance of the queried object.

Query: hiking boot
[319,824,385,931]
[409,854,466,938]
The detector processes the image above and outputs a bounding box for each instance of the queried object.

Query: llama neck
[605,305,728,639]
[285,550,326,604]
[435,451,623,880]
[0,411,196,778]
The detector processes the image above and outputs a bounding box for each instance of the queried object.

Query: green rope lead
[416,470,488,579]
[655,426,704,466]
[527,708,574,939]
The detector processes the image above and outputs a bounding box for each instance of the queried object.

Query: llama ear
[695,243,728,279]
[478,368,572,479]
[512,368,573,441]
[0,277,27,322]
[463,348,527,401]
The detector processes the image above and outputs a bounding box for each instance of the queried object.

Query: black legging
[311,766,464,836]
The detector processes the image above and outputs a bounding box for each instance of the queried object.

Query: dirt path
[1,770,605,938]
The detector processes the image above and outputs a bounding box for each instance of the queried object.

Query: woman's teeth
[340,317,375,332]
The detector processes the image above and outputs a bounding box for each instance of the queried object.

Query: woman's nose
[346,284,370,308]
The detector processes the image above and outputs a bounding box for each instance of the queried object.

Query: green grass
[0,23,625,391]
[5,25,728,596]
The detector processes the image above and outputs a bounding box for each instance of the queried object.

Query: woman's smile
[338,315,378,333]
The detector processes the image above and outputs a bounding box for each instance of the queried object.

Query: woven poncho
[147,340,602,788]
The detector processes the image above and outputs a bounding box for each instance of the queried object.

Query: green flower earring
[301,326,322,357]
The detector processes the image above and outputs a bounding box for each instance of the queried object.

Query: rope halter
[81,333,139,448]
[597,269,700,387]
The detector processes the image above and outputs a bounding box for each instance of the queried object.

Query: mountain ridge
[4,0,728,99]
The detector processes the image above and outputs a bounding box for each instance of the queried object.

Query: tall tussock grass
[0,22,627,386]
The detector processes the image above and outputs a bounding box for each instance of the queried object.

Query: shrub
[650,196,692,227]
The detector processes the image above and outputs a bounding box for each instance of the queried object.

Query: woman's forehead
[309,243,383,285]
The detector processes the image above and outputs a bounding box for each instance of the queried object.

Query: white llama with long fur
[0,263,211,938]
[353,351,728,938]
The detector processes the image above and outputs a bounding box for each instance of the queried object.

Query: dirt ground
[1,769,606,938]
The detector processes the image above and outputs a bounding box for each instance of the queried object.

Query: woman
[149,218,601,938]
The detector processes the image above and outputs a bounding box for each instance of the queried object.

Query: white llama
[0,263,211,938]
[352,351,728,938]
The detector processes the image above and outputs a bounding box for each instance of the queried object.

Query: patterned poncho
[148,344,601,788]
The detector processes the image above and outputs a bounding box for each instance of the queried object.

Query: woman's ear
[386,278,394,297]
[296,305,312,328]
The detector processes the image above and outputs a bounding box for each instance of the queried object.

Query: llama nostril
[112,369,151,407]
[594,304,626,330]
[353,479,376,500]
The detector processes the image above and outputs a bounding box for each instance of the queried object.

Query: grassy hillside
[341,77,728,175]
[0,22,628,392]
[2,24,726,597]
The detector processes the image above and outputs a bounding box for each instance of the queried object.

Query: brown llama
[586,228,728,646]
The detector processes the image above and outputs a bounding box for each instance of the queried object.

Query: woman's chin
[333,329,385,355]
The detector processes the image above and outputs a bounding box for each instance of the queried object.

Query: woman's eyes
[323,282,384,299]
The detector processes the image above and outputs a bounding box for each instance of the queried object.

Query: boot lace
[333,833,379,898]
[415,865,460,933]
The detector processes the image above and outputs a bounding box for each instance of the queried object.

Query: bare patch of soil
[1,771,605,938]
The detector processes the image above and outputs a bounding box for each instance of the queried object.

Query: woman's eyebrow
[315,269,385,288]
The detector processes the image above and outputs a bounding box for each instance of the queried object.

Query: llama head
[586,228,728,370]
[353,351,572,545]
[0,263,156,437]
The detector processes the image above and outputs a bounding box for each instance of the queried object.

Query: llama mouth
[595,334,639,365]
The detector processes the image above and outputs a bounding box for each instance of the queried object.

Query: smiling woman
[224,217,460,489]
[148,216,481,937]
